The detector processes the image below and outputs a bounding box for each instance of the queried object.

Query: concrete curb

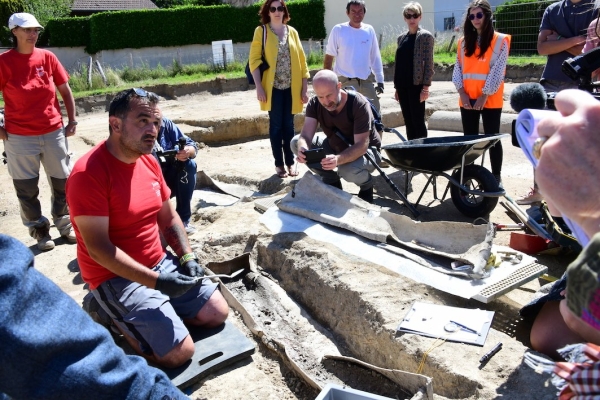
[427,111,517,134]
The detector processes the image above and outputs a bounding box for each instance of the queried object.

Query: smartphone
[303,148,326,164]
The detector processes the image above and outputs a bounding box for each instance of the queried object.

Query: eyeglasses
[469,12,484,20]
[269,5,285,13]
[404,13,420,19]
[128,87,148,97]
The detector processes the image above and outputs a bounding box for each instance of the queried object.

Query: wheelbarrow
[381,130,509,218]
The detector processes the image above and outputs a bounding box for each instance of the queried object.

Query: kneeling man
[292,69,382,203]
[66,88,228,368]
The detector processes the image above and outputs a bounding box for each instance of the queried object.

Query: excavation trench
[191,179,556,399]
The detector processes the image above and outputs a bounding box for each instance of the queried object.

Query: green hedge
[495,0,554,54]
[41,0,325,54]
[41,16,90,47]
[0,0,25,46]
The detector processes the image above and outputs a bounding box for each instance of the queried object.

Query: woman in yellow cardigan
[249,0,310,178]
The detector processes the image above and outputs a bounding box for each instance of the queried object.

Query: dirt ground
[0,79,575,399]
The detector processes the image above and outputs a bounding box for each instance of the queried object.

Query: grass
[0,32,547,105]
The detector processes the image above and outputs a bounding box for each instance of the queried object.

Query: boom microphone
[509,83,547,147]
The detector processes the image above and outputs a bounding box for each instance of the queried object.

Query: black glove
[155,272,199,298]
[375,83,384,95]
[183,260,205,278]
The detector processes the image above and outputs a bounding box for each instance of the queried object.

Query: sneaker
[60,227,77,244]
[516,187,543,205]
[184,222,197,234]
[493,174,504,190]
[32,225,55,251]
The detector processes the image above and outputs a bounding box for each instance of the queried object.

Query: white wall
[323,0,436,49]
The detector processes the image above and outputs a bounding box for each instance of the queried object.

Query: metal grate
[473,262,548,303]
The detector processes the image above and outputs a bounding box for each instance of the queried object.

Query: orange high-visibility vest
[458,32,511,109]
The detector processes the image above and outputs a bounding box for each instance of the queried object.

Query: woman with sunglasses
[0,13,77,251]
[452,0,511,188]
[393,2,434,140]
[249,0,310,179]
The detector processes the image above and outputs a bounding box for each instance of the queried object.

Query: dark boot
[357,187,374,203]
[327,180,343,190]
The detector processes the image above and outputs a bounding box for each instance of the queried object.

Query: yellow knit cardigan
[248,24,310,113]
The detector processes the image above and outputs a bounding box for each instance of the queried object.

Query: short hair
[108,88,160,133]
[258,0,291,25]
[346,0,366,13]
[403,2,423,16]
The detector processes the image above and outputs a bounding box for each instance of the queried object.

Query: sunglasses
[469,12,484,20]
[269,5,285,12]
[404,13,420,19]
[110,88,149,115]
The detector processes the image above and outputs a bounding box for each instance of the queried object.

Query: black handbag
[245,25,269,85]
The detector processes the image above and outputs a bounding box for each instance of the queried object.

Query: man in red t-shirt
[66,89,228,368]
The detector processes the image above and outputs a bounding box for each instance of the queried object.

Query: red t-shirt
[66,141,171,289]
[0,48,69,135]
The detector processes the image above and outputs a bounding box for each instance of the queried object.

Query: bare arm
[57,82,77,137]
[537,29,586,56]
[156,200,191,258]
[324,54,334,70]
[74,215,159,289]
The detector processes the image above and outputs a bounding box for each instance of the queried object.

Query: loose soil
[0,78,573,399]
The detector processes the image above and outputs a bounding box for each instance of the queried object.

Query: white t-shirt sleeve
[326,25,340,57]
[369,26,384,83]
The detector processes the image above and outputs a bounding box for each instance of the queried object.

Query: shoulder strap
[345,90,356,123]
[261,25,267,57]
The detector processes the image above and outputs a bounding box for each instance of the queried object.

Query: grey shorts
[92,252,218,358]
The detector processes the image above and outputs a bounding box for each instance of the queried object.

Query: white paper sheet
[259,207,536,299]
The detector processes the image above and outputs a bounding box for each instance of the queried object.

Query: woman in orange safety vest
[452,0,511,188]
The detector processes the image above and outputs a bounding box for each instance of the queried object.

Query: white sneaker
[184,222,197,234]
[516,188,543,205]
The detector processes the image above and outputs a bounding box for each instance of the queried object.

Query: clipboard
[397,301,494,346]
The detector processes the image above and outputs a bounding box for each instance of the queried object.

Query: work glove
[183,259,205,278]
[155,272,200,298]
[375,83,384,95]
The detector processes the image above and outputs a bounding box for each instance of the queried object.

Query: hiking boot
[32,225,54,251]
[357,187,374,203]
[493,174,504,190]
[60,226,77,244]
[516,187,543,205]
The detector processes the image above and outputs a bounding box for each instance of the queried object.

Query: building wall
[432,0,509,33]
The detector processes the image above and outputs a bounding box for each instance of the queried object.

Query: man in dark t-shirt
[291,69,381,203]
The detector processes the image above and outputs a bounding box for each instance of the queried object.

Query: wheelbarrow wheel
[450,165,499,218]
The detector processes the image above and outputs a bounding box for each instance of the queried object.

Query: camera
[303,148,326,164]
[155,137,187,164]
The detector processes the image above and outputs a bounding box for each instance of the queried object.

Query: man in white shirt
[324,0,384,117]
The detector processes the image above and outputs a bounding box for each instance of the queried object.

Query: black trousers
[459,107,503,176]
[397,85,427,140]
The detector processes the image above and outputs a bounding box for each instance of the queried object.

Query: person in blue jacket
[0,233,188,400]
[153,116,198,234]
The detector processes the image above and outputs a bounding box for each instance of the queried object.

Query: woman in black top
[393,2,435,140]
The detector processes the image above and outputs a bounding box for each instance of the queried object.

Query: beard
[118,127,156,158]
[322,92,342,112]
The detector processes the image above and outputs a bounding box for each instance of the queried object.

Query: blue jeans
[268,87,295,168]
[0,234,187,400]
[161,158,197,224]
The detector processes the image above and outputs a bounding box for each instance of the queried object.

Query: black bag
[245,25,269,85]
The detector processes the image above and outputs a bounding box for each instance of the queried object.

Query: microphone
[509,83,547,147]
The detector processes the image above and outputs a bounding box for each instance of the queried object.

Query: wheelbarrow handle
[334,131,420,218]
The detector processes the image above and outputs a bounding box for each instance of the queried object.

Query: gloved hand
[183,260,205,278]
[375,83,384,95]
[155,272,199,298]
